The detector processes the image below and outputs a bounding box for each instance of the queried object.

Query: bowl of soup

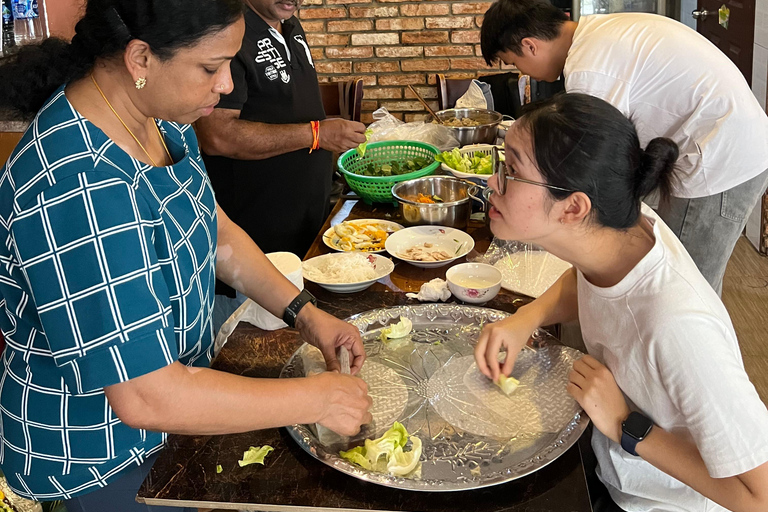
[446,262,503,303]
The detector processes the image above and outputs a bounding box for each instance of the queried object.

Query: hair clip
[106,6,133,41]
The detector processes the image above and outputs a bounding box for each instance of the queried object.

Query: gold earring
[135,77,147,90]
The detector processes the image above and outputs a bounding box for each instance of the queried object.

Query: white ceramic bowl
[446,262,502,303]
[385,226,475,268]
[302,253,395,293]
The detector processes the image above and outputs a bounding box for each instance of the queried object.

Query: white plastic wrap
[454,79,494,110]
[214,252,303,356]
[367,107,460,151]
[472,239,572,298]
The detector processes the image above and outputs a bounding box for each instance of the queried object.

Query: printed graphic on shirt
[294,34,314,69]
[255,37,290,83]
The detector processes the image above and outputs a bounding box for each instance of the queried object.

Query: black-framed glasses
[491,146,575,195]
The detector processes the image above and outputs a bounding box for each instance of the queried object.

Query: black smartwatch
[282,289,317,328]
[620,411,654,456]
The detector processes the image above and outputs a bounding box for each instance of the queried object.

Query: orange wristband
[309,120,320,153]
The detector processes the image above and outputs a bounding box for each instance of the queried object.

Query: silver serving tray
[279,304,589,491]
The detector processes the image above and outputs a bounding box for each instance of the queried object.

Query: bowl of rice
[302,253,395,293]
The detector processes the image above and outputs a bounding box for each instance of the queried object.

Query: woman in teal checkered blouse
[0,1,371,509]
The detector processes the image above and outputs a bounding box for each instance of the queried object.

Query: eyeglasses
[491,146,575,195]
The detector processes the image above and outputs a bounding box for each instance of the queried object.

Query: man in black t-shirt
[197,0,367,331]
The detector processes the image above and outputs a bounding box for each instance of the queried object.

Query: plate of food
[279,304,588,491]
[435,145,499,181]
[322,219,404,253]
[302,253,395,293]
[384,226,474,268]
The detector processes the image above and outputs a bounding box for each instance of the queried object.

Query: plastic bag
[471,239,572,298]
[455,79,495,110]
[367,107,460,151]
[213,252,303,356]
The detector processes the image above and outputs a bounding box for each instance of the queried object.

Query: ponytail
[0,0,243,119]
[636,138,679,205]
[0,39,84,119]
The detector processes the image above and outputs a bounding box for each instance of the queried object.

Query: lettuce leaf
[356,128,374,157]
[238,445,274,467]
[339,422,421,476]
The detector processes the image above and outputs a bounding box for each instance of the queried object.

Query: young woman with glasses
[475,93,768,512]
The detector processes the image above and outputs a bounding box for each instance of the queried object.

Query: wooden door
[695,0,755,85]
[0,132,22,167]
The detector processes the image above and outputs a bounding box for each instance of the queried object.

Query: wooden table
[136,199,594,512]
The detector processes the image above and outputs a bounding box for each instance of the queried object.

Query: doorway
[693,0,756,85]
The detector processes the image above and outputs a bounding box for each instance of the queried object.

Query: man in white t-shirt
[480,0,768,295]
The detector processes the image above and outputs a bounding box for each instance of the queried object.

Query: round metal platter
[279,304,589,492]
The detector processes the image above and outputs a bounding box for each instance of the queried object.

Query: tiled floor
[722,236,768,404]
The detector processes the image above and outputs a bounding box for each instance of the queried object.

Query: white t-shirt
[565,14,768,199]
[577,205,768,512]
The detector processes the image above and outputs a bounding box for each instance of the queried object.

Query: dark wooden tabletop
[136,199,594,511]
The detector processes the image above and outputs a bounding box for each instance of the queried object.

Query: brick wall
[299,0,512,123]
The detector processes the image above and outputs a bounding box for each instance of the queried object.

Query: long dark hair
[481,0,568,65]
[518,93,679,229]
[0,0,244,119]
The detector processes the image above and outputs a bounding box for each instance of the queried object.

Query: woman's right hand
[474,312,539,382]
[310,372,373,436]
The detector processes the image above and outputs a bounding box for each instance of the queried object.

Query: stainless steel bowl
[435,108,503,146]
[392,176,483,229]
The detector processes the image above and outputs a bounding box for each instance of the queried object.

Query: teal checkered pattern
[0,88,217,500]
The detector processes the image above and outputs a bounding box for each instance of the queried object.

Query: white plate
[322,219,405,254]
[438,144,500,181]
[442,165,492,181]
[302,253,395,293]
[385,226,475,268]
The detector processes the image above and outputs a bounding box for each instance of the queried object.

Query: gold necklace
[90,74,173,167]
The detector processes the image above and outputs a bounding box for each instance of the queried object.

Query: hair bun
[636,137,679,200]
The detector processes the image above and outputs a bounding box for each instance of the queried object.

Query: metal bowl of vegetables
[392,176,484,229]
[433,108,503,146]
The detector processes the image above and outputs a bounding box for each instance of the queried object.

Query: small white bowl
[446,263,502,303]
[302,253,395,294]
[385,226,475,268]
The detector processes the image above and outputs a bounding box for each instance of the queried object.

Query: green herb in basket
[355,158,432,177]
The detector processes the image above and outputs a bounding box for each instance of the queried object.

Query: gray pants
[657,169,768,296]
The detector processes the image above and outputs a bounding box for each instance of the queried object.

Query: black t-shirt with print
[203,10,331,297]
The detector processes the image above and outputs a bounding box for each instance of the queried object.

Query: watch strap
[282,289,316,328]
[620,430,641,456]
